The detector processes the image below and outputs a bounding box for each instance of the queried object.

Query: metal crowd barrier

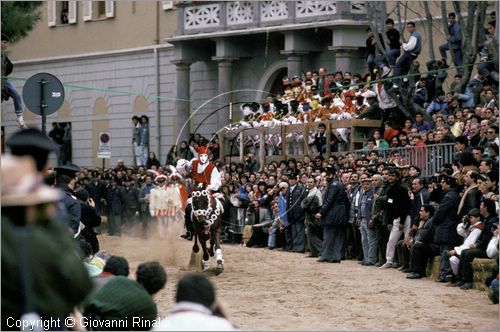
[353,143,456,177]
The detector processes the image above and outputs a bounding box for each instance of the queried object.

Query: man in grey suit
[316,168,350,263]
[286,172,308,253]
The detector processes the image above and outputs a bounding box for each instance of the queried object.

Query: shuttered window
[163,1,173,10]
[68,0,77,24]
[48,0,56,27]
[105,1,115,18]
[83,1,92,21]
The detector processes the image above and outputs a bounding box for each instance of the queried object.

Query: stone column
[173,60,192,144]
[213,57,236,130]
[334,49,353,72]
[286,53,303,78]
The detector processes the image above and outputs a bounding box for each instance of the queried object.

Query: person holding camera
[446,209,484,277]
[451,199,498,289]
[244,153,260,173]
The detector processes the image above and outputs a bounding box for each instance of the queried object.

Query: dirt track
[98,223,499,331]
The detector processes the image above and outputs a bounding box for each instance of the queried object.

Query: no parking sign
[97,132,111,159]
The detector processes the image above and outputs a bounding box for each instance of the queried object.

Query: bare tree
[455,1,488,92]
[423,2,435,60]
[366,2,389,60]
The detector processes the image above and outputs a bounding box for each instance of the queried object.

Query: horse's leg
[192,230,199,253]
[215,219,224,271]
[200,234,210,271]
[209,233,215,257]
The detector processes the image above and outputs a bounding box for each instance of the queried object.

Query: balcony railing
[177,1,367,35]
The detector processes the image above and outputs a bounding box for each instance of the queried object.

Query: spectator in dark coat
[433,174,461,282]
[406,204,438,279]
[457,170,481,220]
[286,172,307,253]
[106,177,125,236]
[409,177,430,229]
[75,188,101,254]
[122,177,140,236]
[358,91,382,120]
[317,170,350,262]
[379,168,411,269]
[55,164,82,234]
[86,171,106,216]
[244,153,260,173]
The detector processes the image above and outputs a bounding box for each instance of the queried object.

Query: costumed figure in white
[149,174,170,238]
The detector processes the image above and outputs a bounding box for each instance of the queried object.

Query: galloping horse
[189,183,224,272]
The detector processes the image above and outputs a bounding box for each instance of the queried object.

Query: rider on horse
[179,146,222,240]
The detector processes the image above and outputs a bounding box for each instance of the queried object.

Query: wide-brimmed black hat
[54,164,80,178]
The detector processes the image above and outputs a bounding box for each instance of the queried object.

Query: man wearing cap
[358,90,382,120]
[55,163,83,235]
[1,155,92,329]
[358,177,377,265]
[432,173,461,282]
[5,128,56,176]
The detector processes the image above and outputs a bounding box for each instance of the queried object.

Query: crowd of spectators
[222,15,498,158]
[2,11,499,331]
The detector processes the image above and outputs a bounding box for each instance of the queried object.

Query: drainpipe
[154,46,161,159]
[154,1,161,158]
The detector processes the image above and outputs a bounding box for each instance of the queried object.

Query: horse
[188,183,224,272]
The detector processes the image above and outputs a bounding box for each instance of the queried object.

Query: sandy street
[98,223,499,331]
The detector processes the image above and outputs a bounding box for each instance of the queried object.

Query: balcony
[172,1,367,40]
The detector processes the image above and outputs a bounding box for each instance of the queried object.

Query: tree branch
[423,1,435,60]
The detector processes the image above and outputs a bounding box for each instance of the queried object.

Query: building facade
[3,1,464,167]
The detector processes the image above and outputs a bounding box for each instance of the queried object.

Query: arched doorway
[268,68,288,98]
[255,59,288,102]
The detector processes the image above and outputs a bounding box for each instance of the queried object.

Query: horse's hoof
[217,259,224,271]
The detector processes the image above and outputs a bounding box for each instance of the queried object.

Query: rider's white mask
[199,154,208,164]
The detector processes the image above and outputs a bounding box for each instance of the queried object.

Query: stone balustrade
[176,1,367,36]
